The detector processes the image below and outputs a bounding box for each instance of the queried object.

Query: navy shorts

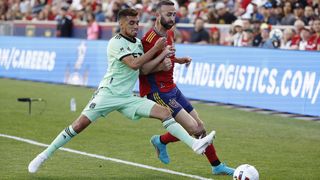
[147,87,194,117]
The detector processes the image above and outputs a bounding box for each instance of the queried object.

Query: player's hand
[162,45,174,57]
[154,37,167,51]
[161,58,172,71]
[176,57,192,66]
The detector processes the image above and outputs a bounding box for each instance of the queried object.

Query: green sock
[43,125,77,157]
[162,118,195,148]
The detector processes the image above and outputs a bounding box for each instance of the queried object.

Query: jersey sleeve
[108,38,132,61]
[141,37,153,53]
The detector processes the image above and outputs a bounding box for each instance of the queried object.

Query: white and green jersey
[98,34,144,95]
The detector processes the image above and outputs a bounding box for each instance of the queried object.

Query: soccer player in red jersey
[139,0,235,176]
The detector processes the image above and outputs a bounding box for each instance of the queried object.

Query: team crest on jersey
[138,44,143,50]
[89,103,96,109]
[120,47,125,52]
[127,47,131,51]
[168,99,179,108]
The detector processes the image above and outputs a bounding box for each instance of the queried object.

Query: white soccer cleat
[192,131,215,154]
[28,152,48,173]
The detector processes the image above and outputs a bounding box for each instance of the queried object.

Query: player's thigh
[174,109,199,134]
[147,90,197,131]
[147,90,182,117]
[149,103,172,120]
[81,88,118,122]
[175,87,194,113]
[118,96,157,121]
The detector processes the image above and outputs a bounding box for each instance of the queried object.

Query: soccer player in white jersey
[28,8,216,173]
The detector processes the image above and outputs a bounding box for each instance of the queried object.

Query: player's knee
[194,128,207,139]
[189,126,200,135]
[157,105,171,120]
[160,106,171,120]
[188,122,206,137]
[150,104,172,121]
[72,115,91,133]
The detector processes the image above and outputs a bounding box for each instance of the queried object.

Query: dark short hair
[117,8,138,21]
[156,0,175,10]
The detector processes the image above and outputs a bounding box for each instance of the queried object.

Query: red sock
[160,132,180,144]
[204,144,221,166]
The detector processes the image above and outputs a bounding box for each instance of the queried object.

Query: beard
[160,16,175,30]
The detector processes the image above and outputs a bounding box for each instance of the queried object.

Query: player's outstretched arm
[174,57,192,65]
[122,38,168,70]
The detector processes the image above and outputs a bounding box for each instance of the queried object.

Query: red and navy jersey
[139,28,176,97]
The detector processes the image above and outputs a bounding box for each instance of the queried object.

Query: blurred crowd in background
[0,0,319,50]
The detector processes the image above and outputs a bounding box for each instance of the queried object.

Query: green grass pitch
[0,78,320,180]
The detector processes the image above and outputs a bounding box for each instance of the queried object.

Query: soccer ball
[233,164,259,180]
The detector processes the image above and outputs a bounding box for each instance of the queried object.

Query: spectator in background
[86,12,99,40]
[32,0,46,14]
[56,6,73,37]
[260,1,278,25]
[209,27,220,45]
[280,1,295,25]
[231,19,244,46]
[41,5,53,21]
[215,1,237,24]
[299,27,312,50]
[177,5,190,23]
[306,18,320,51]
[0,0,7,20]
[134,3,148,23]
[188,17,210,44]
[272,1,283,23]
[72,8,85,23]
[224,0,236,13]
[242,28,254,47]
[4,9,14,21]
[304,5,315,25]
[95,3,105,22]
[236,0,252,19]
[280,27,295,49]
[250,1,264,23]
[312,0,320,16]
[188,0,210,23]
[293,2,306,25]
[290,19,305,49]
[48,5,58,21]
[22,8,33,20]
[251,19,262,36]
[34,9,46,21]
[20,0,31,15]
[241,19,251,30]
[107,0,121,22]
[255,23,270,47]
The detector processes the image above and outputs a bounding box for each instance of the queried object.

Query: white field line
[0,133,213,180]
